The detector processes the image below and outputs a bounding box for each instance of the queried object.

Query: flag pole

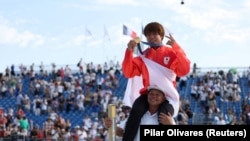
[83,26,86,63]
[103,25,105,62]
[141,23,144,51]
[108,104,116,141]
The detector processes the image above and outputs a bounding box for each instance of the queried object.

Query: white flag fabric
[123,24,137,38]
[103,25,111,41]
[123,56,180,117]
[85,28,95,40]
[123,75,144,108]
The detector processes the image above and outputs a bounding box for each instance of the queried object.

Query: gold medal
[133,37,141,43]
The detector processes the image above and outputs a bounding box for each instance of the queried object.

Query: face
[147,89,165,106]
[146,32,162,44]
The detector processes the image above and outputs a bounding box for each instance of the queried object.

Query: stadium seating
[0,68,249,128]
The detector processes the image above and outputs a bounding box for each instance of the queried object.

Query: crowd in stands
[187,67,250,125]
[0,61,250,140]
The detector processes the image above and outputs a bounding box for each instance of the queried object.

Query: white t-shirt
[77,130,88,140]
[120,111,159,141]
[107,111,175,141]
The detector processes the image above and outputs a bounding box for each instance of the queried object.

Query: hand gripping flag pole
[133,37,143,54]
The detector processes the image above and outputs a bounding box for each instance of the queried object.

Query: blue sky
[1,0,250,72]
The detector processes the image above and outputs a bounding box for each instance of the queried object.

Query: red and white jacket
[122,42,191,117]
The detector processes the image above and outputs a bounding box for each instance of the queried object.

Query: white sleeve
[118,118,128,130]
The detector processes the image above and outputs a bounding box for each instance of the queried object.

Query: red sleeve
[170,42,191,77]
[122,49,142,78]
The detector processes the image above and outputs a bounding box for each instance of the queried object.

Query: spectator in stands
[23,94,31,112]
[39,62,45,75]
[224,107,236,124]
[0,82,8,98]
[16,93,24,110]
[78,126,88,140]
[215,115,227,125]
[181,99,193,120]
[35,125,46,140]
[50,124,60,140]
[30,124,39,141]
[65,92,76,113]
[59,67,65,81]
[190,82,199,100]
[18,126,28,140]
[64,64,72,78]
[121,21,190,140]
[54,114,65,129]
[29,63,35,73]
[97,75,104,91]
[10,64,16,77]
[5,66,10,79]
[65,119,71,129]
[62,127,71,141]
[19,64,27,78]
[88,124,98,140]
[244,92,250,106]
[90,62,96,73]
[43,117,54,138]
[49,110,58,122]
[96,64,103,75]
[8,77,17,97]
[16,107,25,118]
[19,116,29,135]
[12,116,20,127]
[0,113,7,138]
[76,89,85,111]
[77,58,84,73]
[82,115,92,130]
[41,98,48,115]
[6,107,14,127]
[10,124,19,140]
[95,126,107,141]
[192,63,197,75]
[178,76,187,91]
[103,85,175,141]
[103,62,109,74]
[51,97,59,112]
[115,61,121,76]
[32,95,41,116]
[237,115,246,125]
[58,94,65,112]
[207,91,216,107]
[71,125,80,141]
[104,73,117,90]
[176,108,189,125]
[247,66,250,87]
[92,100,101,119]
[4,124,12,138]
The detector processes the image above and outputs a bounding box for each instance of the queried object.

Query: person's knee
[131,94,148,115]
[133,94,148,107]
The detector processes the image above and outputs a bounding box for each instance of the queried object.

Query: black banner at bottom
[140,125,249,141]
